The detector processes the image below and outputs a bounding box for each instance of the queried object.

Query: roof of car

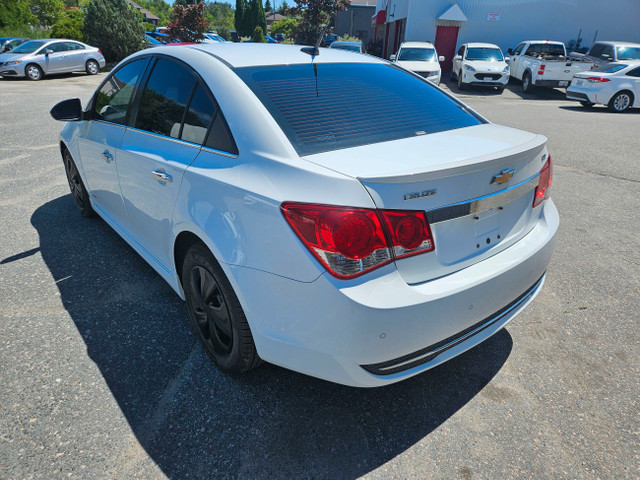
[465,42,501,49]
[399,41,434,48]
[594,41,640,47]
[188,43,381,67]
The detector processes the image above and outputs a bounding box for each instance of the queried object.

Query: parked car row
[0,37,31,53]
[0,38,105,80]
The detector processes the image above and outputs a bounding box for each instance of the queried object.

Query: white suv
[451,42,510,91]
[391,41,444,84]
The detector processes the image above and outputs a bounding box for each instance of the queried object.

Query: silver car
[0,39,106,81]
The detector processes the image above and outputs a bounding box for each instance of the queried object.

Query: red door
[434,26,459,73]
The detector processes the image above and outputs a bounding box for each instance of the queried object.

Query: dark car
[274,33,285,43]
[0,37,30,53]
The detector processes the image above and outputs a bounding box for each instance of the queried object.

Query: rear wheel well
[174,231,207,281]
[60,142,68,158]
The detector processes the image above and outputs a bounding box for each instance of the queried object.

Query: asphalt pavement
[0,72,638,480]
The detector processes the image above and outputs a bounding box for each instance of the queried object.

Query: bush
[338,34,358,42]
[252,25,265,43]
[84,0,145,64]
[270,17,299,38]
[165,3,209,43]
[51,10,85,41]
[141,21,154,32]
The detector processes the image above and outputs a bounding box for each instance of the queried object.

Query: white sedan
[50,44,557,387]
[566,61,640,112]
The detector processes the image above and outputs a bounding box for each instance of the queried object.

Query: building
[265,11,286,34]
[372,0,640,72]
[125,0,160,27]
[334,0,376,43]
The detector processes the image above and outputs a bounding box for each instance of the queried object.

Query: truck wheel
[522,71,532,93]
[607,91,632,113]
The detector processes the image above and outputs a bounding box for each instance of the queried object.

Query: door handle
[151,170,172,184]
[102,151,113,163]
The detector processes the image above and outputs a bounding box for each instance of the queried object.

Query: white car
[391,41,444,84]
[566,61,640,112]
[50,44,557,387]
[451,42,510,91]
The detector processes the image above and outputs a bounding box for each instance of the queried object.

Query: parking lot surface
[1,72,639,480]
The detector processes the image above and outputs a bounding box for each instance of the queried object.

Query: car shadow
[558,105,640,114]
[31,195,513,479]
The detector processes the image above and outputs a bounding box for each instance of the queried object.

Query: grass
[0,27,50,40]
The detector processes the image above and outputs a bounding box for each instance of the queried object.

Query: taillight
[281,203,435,279]
[533,156,552,208]
[537,64,545,75]
[586,77,610,83]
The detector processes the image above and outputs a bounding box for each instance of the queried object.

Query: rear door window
[135,58,196,138]
[235,62,483,156]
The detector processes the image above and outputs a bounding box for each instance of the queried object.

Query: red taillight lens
[281,203,435,279]
[533,156,552,208]
[537,64,546,75]
[586,77,610,83]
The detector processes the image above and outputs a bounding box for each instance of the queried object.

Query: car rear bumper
[535,79,571,88]
[566,86,605,104]
[230,199,558,387]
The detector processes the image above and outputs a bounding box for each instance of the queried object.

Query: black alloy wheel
[182,243,261,373]
[63,150,95,217]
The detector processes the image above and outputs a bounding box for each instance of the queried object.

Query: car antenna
[301,25,327,57]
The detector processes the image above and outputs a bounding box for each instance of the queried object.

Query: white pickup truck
[507,40,594,92]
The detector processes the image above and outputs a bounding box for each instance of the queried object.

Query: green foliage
[166,3,209,42]
[84,0,145,63]
[0,0,35,29]
[292,0,348,45]
[270,17,298,37]
[141,21,155,32]
[234,0,246,35]
[51,9,85,40]
[31,0,65,28]
[248,0,266,35]
[264,0,271,12]
[205,1,234,33]
[252,25,264,43]
[276,0,289,15]
[338,34,358,41]
[136,0,173,26]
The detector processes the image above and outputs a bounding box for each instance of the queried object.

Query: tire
[450,69,456,82]
[182,243,261,373]
[580,101,594,108]
[522,71,533,93]
[607,91,632,113]
[457,71,465,90]
[25,63,43,81]
[63,149,95,218]
[85,59,100,75]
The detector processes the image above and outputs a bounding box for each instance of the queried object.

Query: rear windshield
[592,63,627,73]
[235,62,483,156]
[525,43,565,57]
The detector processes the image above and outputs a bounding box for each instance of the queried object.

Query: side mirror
[438,55,445,62]
[507,48,513,55]
[504,56,510,62]
[45,48,53,55]
[50,98,83,121]
[390,54,396,61]
[454,55,461,61]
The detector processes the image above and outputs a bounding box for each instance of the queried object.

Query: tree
[248,0,266,36]
[205,1,234,34]
[270,17,299,38]
[84,0,146,64]
[264,0,271,12]
[252,25,264,43]
[292,0,348,45]
[276,0,289,15]
[165,3,210,42]
[0,0,35,29]
[234,0,246,35]
[51,9,85,41]
[31,0,65,28]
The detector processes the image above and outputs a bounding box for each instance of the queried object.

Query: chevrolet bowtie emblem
[491,169,515,185]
